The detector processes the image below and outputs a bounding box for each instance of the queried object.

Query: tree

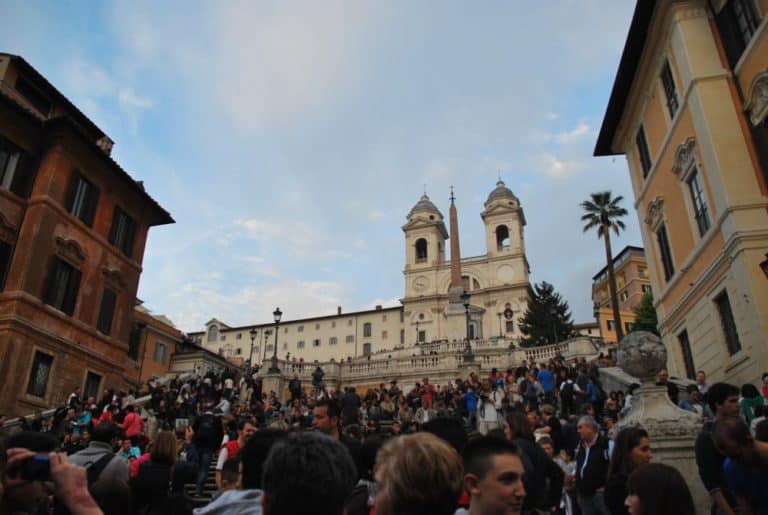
[632,292,659,335]
[519,281,574,348]
[581,191,628,342]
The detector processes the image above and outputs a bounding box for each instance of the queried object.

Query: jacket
[68,441,129,482]
[695,420,737,508]
[575,435,610,496]
[193,488,263,515]
[515,437,564,511]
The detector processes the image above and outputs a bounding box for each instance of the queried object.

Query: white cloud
[533,153,583,179]
[545,112,558,121]
[555,123,591,144]
[118,87,154,109]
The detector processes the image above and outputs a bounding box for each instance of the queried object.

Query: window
[363,343,372,356]
[625,322,634,333]
[96,288,117,335]
[505,321,514,333]
[108,208,136,257]
[0,136,35,197]
[154,342,168,363]
[15,77,52,115]
[636,126,652,178]
[363,323,372,337]
[638,267,648,279]
[656,224,675,281]
[331,321,336,328]
[345,335,354,344]
[43,257,81,316]
[284,327,288,334]
[297,341,305,349]
[315,323,320,329]
[235,348,242,355]
[715,291,742,355]
[298,325,304,333]
[0,240,11,291]
[221,335,226,341]
[660,59,679,118]
[128,323,142,360]
[620,291,629,302]
[282,343,287,350]
[642,284,652,294]
[678,330,695,380]
[207,325,218,342]
[400,329,404,344]
[716,0,761,67]
[688,169,711,236]
[348,319,353,326]
[83,372,101,401]
[496,225,511,250]
[329,337,338,345]
[266,344,274,353]
[382,314,387,322]
[607,320,616,331]
[415,238,428,263]
[313,339,321,347]
[236,333,242,340]
[417,330,426,343]
[67,172,99,227]
[26,351,53,397]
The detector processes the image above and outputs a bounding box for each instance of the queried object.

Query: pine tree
[632,292,659,335]
[519,281,574,347]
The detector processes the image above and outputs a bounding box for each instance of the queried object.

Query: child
[554,447,577,515]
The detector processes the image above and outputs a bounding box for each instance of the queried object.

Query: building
[126,303,183,387]
[191,181,531,364]
[595,1,768,384]
[591,245,652,344]
[0,53,173,415]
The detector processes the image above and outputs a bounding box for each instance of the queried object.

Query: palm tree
[581,191,628,342]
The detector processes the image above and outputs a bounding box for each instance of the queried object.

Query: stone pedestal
[262,373,286,403]
[458,360,481,381]
[615,332,707,515]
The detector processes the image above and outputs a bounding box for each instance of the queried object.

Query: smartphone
[18,455,51,482]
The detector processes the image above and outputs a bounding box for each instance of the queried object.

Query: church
[191,180,531,364]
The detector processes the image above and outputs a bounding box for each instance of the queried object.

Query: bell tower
[402,193,448,298]
[481,179,526,258]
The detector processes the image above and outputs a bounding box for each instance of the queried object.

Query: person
[121,405,144,447]
[132,430,184,511]
[116,438,141,462]
[712,415,768,514]
[740,383,764,426]
[345,434,387,515]
[538,404,563,452]
[68,386,82,407]
[261,432,356,515]
[374,432,463,515]
[696,370,710,397]
[678,385,712,420]
[214,419,255,489]
[574,415,610,515]
[695,382,741,515]
[68,422,129,482]
[340,387,361,427]
[312,398,360,476]
[288,374,302,402]
[538,364,555,404]
[463,386,479,431]
[478,382,501,435]
[462,436,526,515]
[656,368,679,405]
[420,377,436,409]
[762,373,768,401]
[193,408,224,497]
[625,463,695,515]
[604,427,651,515]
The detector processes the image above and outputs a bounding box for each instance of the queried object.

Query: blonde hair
[150,431,177,466]
[375,433,463,515]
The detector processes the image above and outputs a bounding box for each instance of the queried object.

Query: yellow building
[592,246,652,344]
[595,0,768,384]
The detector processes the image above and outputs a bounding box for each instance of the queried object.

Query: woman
[604,427,652,515]
[625,463,694,515]
[132,431,182,511]
[741,383,764,425]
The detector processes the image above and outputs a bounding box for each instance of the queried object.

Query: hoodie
[193,489,263,515]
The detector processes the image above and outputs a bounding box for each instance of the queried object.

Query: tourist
[624,462,694,515]
[193,407,224,497]
[374,432,463,515]
[132,430,185,511]
[696,370,710,397]
[345,434,387,515]
[678,384,712,420]
[478,381,501,435]
[656,368,679,405]
[261,432,356,515]
[712,416,768,514]
[312,398,361,475]
[695,381,741,515]
[462,436,526,515]
[604,427,651,515]
[215,418,255,489]
[68,422,129,482]
[121,404,144,447]
[574,415,610,515]
[740,383,764,426]
[762,373,768,401]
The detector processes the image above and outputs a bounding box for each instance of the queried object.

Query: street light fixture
[497,312,503,338]
[268,307,283,374]
[261,329,272,364]
[461,290,474,362]
[248,327,258,371]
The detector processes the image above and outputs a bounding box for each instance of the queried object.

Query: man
[121,404,143,446]
[261,432,356,515]
[421,377,435,409]
[288,374,303,402]
[68,422,129,482]
[713,416,768,514]
[657,368,679,405]
[340,387,360,427]
[67,386,82,407]
[537,404,563,452]
[696,370,710,397]
[462,436,526,515]
[696,382,742,515]
[313,398,360,476]
[574,415,610,515]
[537,364,555,405]
[215,418,256,489]
[194,407,224,497]
[477,381,500,435]
[679,384,713,420]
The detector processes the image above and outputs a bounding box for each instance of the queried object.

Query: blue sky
[1,1,643,332]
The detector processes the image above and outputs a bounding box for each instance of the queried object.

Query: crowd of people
[0,360,767,515]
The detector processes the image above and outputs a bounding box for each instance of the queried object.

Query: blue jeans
[196,447,214,495]
[579,491,609,515]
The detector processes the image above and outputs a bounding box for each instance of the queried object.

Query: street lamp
[415,319,420,344]
[268,307,283,373]
[248,327,258,371]
[461,290,474,362]
[497,312,503,338]
[261,329,272,365]
[550,306,558,345]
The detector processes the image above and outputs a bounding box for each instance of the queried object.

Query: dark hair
[504,411,533,439]
[90,478,133,515]
[220,457,241,486]
[741,383,760,399]
[706,382,740,413]
[236,418,253,432]
[4,431,58,453]
[627,463,694,515]
[421,418,468,455]
[357,434,387,481]
[463,436,520,480]
[315,398,341,419]
[240,429,288,489]
[262,432,356,515]
[713,416,752,451]
[608,427,649,478]
[755,419,768,443]
[91,422,118,444]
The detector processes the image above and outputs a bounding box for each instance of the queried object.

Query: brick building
[0,53,173,416]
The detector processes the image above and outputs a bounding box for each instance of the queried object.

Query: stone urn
[616,330,668,381]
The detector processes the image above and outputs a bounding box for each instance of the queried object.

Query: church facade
[192,181,531,364]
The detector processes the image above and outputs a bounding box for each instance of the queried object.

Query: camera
[14,455,51,482]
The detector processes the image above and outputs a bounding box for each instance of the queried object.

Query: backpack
[196,414,218,448]
[86,453,115,485]
[561,381,574,402]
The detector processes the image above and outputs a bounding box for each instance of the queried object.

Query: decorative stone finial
[616,331,667,381]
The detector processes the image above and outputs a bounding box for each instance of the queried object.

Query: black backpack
[561,381,575,402]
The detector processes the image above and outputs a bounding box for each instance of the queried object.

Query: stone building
[591,246,652,344]
[0,53,173,415]
[126,304,183,388]
[191,181,530,364]
[594,0,768,385]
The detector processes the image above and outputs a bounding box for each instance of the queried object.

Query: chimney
[337,306,342,315]
[376,305,382,311]
[96,136,114,156]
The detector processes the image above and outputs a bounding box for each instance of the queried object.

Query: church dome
[486,180,518,204]
[408,194,443,219]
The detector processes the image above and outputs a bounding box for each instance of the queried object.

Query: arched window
[207,325,218,342]
[363,343,372,356]
[415,238,428,263]
[496,225,510,250]
[363,323,372,337]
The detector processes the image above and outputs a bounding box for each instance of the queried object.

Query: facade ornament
[745,70,768,126]
[671,137,696,180]
[102,267,125,291]
[54,236,85,266]
[644,196,665,230]
[0,213,15,243]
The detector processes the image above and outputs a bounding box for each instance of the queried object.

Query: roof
[485,179,517,205]
[592,245,646,280]
[594,1,657,156]
[407,194,443,219]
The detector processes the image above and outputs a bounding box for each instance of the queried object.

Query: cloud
[118,87,154,109]
[533,153,584,179]
[554,123,592,144]
[545,112,558,121]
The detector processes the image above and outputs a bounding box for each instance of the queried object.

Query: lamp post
[497,312,503,338]
[268,307,282,374]
[415,319,420,344]
[461,291,474,362]
[248,327,258,372]
[261,329,272,365]
[550,306,558,345]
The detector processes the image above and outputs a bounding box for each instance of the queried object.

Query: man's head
[220,457,241,491]
[657,368,669,383]
[577,415,599,442]
[237,419,256,443]
[240,429,288,490]
[261,432,356,515]
[121,439,132,451]
[713,416,763,467]
[91,422,118,444]
[312,399,341,436]
[696,370,706,385]
[706,382,740,417]
[685,384,700,403]
[463,436,526,515]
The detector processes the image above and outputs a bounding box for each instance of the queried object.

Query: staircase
[184,452,219,507]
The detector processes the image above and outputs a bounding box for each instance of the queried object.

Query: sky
[1,1,643,332]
